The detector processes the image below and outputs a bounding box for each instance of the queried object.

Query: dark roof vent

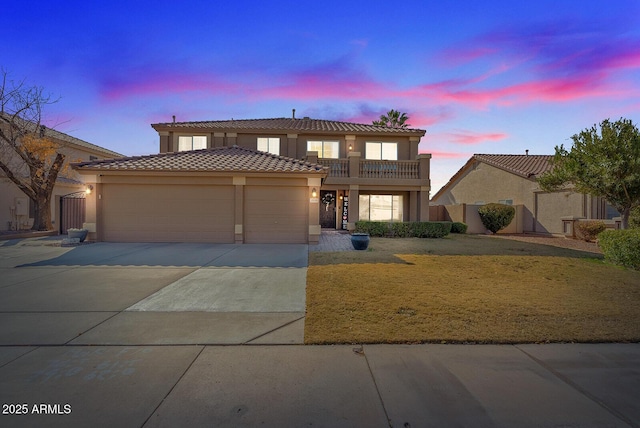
[292,109,296,119]
[525,149,529,156]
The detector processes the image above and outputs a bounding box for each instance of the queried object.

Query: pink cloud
[423,150,471,159]
[447,131,507,145]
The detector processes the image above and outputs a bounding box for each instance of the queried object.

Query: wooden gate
[60,193,86,234]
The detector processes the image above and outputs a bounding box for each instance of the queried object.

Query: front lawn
[305,236,640,344]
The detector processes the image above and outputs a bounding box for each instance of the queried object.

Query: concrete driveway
[0,242,308,345]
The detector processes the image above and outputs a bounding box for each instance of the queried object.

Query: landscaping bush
[598,229,640,270]
[354,221,388,237]
[477,203,515,234]
[451,222,468,234]
[390,221,412,237]
[575,220,607,242]
[354,221,451,238]
[413,221,452,238]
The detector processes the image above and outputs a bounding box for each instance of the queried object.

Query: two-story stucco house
[73,116,431,244]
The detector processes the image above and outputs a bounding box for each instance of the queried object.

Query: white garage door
[101,184,235,243]
[244,186,308,244]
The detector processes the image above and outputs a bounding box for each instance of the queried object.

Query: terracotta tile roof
[474,154,554,178]
[151,117,426,136]
[72,145,327,174]
[431,154,554,201]
[0,112,123,158]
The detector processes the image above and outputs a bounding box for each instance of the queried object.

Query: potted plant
[351,233,370,250]
[67,228,88,242]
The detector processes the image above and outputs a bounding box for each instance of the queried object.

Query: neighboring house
[73,116,431,244]
[0,123,122,233]
[431,154,615,235]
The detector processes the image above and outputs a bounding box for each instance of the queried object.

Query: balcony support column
[348,151,360,178]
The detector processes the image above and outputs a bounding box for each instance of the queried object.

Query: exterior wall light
[312,188,317,198]
[85,185,94,195]
[348,144,353,151]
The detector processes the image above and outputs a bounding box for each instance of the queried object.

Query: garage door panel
[244,186,308,244]
[102,184,234,243]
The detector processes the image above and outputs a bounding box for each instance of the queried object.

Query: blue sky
[3,0,639,193]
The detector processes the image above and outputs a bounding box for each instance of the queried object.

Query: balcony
[314,152,431,185]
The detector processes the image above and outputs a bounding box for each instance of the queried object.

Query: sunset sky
[3,0,639,193]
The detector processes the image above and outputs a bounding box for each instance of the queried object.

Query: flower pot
[67,229,88,242]
[351,233,370,250]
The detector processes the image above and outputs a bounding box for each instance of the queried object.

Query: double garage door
[101,183,308,244]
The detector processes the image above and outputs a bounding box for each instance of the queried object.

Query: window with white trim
[498,199,513,205]
[307,140,339,159]
[178,136,207,151]
[365,142,397,160]
[359,195,403,222]
[257,137,280,155]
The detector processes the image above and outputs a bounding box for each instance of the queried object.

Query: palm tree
[372,109,410,128]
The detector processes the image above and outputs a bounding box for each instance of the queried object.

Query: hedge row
[354,221,452,238]
[598,229,640,270]
[451,222,468,234]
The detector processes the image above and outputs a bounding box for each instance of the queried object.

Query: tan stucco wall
[162,130,421,162]
[535,191,586,234]
[432,162,538,232]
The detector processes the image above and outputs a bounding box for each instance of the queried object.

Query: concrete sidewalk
[0,343,638,427]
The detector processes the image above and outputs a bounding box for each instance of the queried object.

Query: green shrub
[354,221,451,238]
[412,221,452,238]
[575,220,607,242]
[477,203,515,234]
[630,206,640,229]
[598,229,640,270]
[354,221,388,236]
[390,222,412,237]
[451,222,468,234]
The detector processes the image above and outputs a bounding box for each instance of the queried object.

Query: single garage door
[244,186,308,244]
[101,184,235,242]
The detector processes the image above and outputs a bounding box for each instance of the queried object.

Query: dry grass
[305,236,640,344]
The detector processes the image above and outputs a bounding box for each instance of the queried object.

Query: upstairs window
[257,137,280,155]
[308,140,339,159]
[366,142,397,160]
[178,136,207,151]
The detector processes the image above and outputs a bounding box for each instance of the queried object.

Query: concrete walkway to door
[0,242,308,345]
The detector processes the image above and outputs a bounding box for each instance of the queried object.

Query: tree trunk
[31,192,53,231]
[621,207,630,230]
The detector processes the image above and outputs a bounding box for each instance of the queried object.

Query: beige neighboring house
[0,123,122,233]
[431,154,617,235]
[73,116,431,244]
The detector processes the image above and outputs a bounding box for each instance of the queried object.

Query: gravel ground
[490,234,602,254]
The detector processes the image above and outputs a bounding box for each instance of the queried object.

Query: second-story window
[366,142,397,160]
[308,140,339,158]
[257,137,280,155]
[178,136,207,151]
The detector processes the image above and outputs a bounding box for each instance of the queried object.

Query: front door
[319,191,336,229]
